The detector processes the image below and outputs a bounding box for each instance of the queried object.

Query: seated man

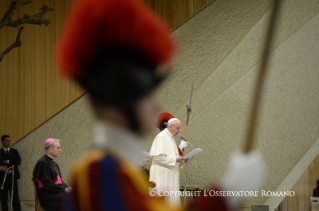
[33,138,72,211]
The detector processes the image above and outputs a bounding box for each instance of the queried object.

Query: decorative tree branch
[0,27,24,61]
[7,5,54,27]
[0,1,53,28]
[0,1,32,28]
[0,1,54,61]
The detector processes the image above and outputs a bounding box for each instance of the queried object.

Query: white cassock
[149,128,180,207]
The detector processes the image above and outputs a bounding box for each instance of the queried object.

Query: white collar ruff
[94,120,144,167]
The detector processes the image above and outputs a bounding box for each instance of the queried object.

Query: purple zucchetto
[44,138,55,148]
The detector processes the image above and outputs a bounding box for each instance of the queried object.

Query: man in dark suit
[0,135,21,211]
[313,179,319,197]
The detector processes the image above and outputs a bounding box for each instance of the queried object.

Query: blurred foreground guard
[56,0,265,210]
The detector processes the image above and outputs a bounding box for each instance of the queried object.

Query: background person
[150,118,187,207]
[141,151,150,178]
[0,135,21,211]
[33,138,71,211]
[313,179,319,197]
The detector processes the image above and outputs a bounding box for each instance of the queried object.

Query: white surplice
[149,129,180,207]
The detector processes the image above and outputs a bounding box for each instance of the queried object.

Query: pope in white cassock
[149,118,188,207]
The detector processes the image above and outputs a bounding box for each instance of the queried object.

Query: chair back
[32,179,45,211]
[311,197,319,211]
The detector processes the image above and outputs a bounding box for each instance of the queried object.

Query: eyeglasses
[172,125,181,130]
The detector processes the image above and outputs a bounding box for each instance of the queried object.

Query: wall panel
[283,154,319,211]
[145,0,213,29]
[0,0,84,144]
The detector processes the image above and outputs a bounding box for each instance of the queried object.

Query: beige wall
[11,0,319,210]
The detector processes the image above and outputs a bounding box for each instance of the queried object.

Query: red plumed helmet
[156,112,174,129]
[56,0,177,79]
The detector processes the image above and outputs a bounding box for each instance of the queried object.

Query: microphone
[177,134,187,142]
[177,134,194,149]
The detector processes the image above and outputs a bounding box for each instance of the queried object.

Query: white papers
[183,148,202,160]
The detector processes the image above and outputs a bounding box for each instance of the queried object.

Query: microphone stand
[178,134,196,206]
[1,165,15,211]
[182,156,195,206]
